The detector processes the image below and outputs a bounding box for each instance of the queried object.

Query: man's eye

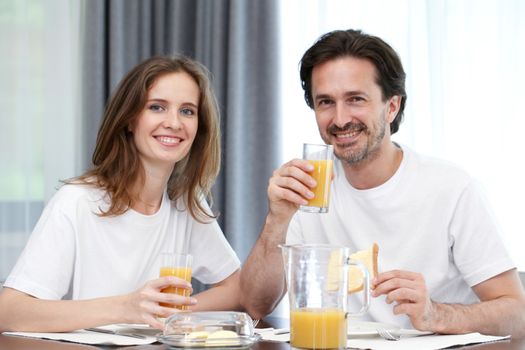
[148,104,165,112]
[349,96,365,103]
[318,99,333,106]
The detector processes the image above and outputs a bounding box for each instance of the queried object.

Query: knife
[85,327,147,339]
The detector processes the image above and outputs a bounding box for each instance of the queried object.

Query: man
[240,29,525,337]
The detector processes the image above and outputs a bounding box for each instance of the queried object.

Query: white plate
[347,321,400,336]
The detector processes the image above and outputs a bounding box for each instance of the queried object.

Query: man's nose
[333,104,352,128]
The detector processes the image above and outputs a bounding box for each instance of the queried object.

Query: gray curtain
[81,0,281,271]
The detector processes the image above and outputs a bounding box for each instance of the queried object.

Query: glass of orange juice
[300,143,333,213]
[159,252,193,310]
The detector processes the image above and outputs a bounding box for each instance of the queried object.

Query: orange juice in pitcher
[291,308,346,349]
[280,244,370,350]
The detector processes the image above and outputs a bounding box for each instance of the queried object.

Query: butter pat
[205,330,240,346]
[186,331,210,339]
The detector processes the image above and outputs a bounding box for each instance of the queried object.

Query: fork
[376,327,400,341]
[252,319,260,328]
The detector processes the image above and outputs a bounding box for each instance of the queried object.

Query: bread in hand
[347,243,378,293]
[325,243,378,293]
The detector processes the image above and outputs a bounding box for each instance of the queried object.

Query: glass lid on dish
[158,311,260,348]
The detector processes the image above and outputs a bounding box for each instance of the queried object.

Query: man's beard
[327,114,387,165]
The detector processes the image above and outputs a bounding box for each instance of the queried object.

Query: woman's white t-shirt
[5,184,240,300]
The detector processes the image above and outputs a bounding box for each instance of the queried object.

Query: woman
[0,56,241,332]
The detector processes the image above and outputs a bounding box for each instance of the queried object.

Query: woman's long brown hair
[69,55,220,223]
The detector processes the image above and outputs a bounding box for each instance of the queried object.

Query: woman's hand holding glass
[123,276,195,329]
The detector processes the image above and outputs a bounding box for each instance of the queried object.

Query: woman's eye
[148,104,165,112]
[181,108,196,116]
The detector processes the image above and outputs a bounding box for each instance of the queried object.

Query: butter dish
[157,311,260,348]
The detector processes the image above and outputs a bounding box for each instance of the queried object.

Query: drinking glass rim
[303,143,333,149]
[279,243,348,251]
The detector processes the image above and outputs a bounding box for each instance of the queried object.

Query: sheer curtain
[280,0,525,269]
[0,0,82,281]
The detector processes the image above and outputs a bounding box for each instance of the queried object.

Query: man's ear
[386,95,401,123]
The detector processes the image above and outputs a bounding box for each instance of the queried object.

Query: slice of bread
[347,243,378,293]
[325,243,379,293]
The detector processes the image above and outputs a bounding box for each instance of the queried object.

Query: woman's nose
[163,110,183,130]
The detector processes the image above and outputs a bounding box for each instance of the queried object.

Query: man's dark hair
[299,29,407,134]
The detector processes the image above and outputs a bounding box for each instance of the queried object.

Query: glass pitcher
[280,244,370,350]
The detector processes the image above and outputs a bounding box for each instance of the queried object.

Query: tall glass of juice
[159,252,192,310]
[300,143,333,213]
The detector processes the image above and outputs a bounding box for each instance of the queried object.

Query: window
[279,0,525,269]
[0,0,81,281]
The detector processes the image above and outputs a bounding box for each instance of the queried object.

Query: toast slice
[325,243,378,293]
[347,243,378,293]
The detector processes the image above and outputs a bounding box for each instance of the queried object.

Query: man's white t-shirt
[286,146,514,328]
[5,184,240,300]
